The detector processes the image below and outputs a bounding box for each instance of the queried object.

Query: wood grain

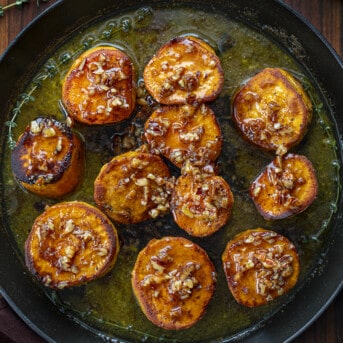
[0,1,342,342]
[0,0,56,55]
[284,0,342,57]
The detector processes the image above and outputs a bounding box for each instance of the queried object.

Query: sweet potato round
[171,172,234,237]
[222,228,300,307]
[143,36,224,104]
[11,117,84,198]
[144,103,222,169]
[62,46,136,125]
[94,150,172,224]
[232,68,312,154]
[25,201,120,289]
[249,153,318,220]
[131,236,216,329]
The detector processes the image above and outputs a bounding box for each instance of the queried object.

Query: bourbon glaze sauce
[2,5,340,342]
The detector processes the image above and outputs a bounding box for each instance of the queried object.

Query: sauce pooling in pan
[3,5,340,342]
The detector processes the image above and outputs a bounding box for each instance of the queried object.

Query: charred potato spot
[94,150,174,224]
[171,169,234,237]
[222,228,300,307]
[144,103,222,168]
[131,236,216,330]
[62,46,136,125]
[11,117,84,198]
[249,153,318,220]
[25,201,120,289]
[143,36,224,104]
[232,68,312,153]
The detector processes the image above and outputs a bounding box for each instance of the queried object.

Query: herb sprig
[5,6,152,148]
[0,0,50,17]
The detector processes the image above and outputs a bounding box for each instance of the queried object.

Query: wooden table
[0,0,342,342]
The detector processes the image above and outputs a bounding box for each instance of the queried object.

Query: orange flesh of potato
[144,103,222,169]
[94,150,173,224]
[131,236,216,330]
[25,201,120,289]
[222,228,300,307]
[11,117,84,198]
[232,67,312,154]
[249,153,318,220]
[171,171,234,237]
[62,46,136,125]
[143,36,224,104]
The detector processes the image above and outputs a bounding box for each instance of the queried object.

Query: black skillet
[0,0,342,342]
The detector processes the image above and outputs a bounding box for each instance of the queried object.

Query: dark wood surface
[0,0,342,342]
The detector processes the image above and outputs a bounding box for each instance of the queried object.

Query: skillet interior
[0,0,342,342]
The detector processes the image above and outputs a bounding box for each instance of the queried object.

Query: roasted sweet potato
[143,36,224,104]
[144,103,222,168]
[25,201,120,289]
[11,117,84,198]
[232,68,312,154]
[94,150,173,224]
[131,236,216,330]
[171,169,234,237]
[62,46,136,125]
[249,153,318,220]
[222,228,300,307]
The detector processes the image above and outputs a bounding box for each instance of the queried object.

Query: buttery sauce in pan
[2,5,340,342]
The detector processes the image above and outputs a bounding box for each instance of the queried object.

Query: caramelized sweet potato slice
[144,103,222,168]
[94,150,173,224]
[171,169,234,237]
[222,228,300,307]
[62,46,136,125]
[131,236,216,330]
[249,153,318,220]
[232,68,312,154]
[25,201,120,289]
[143,36,224,104]
[11,117,84,198]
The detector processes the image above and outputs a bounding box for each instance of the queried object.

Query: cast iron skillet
[0,0,342,342]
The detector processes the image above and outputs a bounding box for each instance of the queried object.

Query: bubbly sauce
[2,5,340,342]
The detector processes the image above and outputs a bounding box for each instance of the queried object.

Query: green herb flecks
[5,6,152,149]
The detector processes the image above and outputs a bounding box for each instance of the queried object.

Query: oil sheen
[2,5,340,342]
